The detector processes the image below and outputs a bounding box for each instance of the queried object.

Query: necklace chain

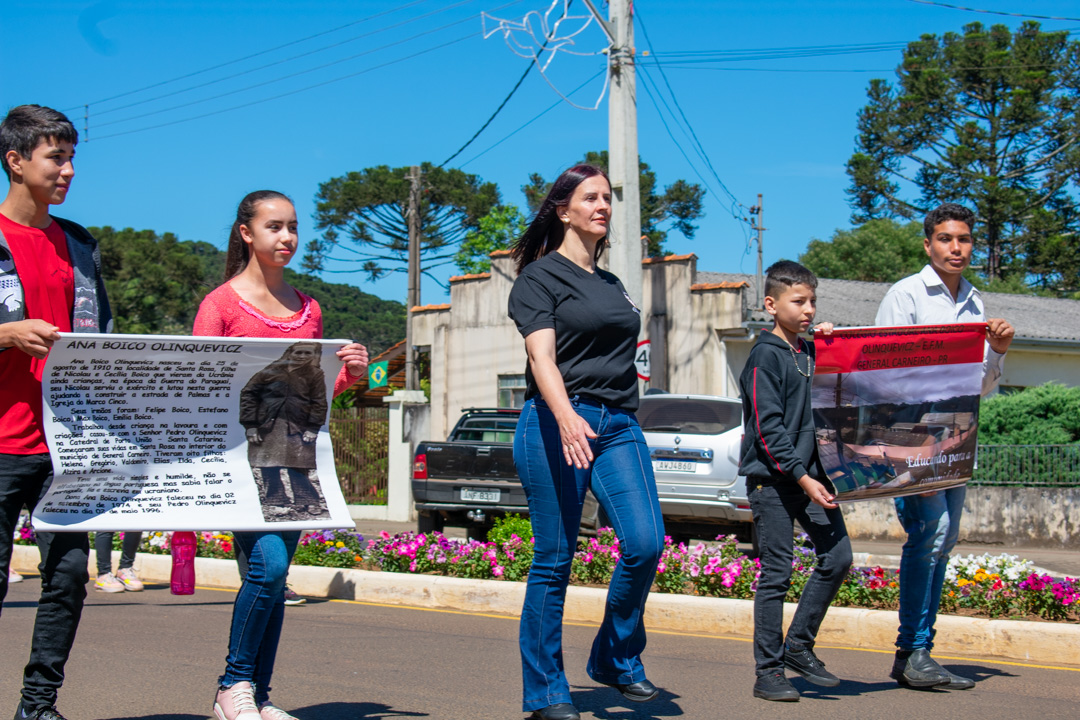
[788,341,813,378]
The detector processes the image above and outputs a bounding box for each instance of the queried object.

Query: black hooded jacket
[737,330,823,484]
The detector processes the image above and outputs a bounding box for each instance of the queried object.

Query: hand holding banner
[812,323,987,502]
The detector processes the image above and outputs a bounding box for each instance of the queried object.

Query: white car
[638,393,755,548]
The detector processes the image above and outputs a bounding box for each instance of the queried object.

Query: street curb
[12,545,1080,667]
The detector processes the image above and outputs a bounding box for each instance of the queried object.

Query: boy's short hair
[0,105,78,181]
[923,203,975,239]
[764,260,818,300]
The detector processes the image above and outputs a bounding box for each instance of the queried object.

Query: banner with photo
[33,333,355,531]
[812,323,987,502]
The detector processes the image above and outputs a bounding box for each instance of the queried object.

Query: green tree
[800,219,927,283]
[979,383,1080,445]
[523,151,705,257]
[454,205,528,274]
[846,21,1080,293]
[305,163,500,283]
[92,226,207,334]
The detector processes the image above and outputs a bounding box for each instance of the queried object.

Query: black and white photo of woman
[239,341,329,521]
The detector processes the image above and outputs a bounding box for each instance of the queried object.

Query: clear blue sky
[2,1,1075,306]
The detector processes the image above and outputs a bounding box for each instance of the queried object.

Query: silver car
[637,393,755,548]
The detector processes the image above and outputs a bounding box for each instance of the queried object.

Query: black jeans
[748,479,852,676]
[0,453,89,710]
[94,531,142,576]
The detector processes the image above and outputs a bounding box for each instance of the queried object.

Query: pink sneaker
[214,681,261,720]
[94,572,125,593]
[116,567,144,591]
[259,702,299,720]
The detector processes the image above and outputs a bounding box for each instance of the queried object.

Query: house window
[499,374,527,408]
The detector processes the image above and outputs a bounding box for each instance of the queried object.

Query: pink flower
[379,530,391,540]
[493,566,505,577]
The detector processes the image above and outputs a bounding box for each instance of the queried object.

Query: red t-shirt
[0,214,74,454]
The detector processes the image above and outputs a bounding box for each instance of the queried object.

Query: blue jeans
[220,530,300,704]
[514,397,665,712]
[895,486,966,650]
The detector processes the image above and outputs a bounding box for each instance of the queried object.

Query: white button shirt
[874,264,1005,396]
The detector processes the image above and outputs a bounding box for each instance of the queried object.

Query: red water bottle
[170,531,197,595]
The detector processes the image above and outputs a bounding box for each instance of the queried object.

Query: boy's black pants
[748,479,852,676]
[0,452,89,711]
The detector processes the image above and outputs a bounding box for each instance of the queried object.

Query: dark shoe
[599,679,660,702]
[528,703,580,720]
[14,706,69,720]
[890,648,950,688]
[784,644,840,687]
[941,669,975,690]
[753,672,800,702]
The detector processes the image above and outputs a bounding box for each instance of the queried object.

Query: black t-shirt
[507,252,641,411]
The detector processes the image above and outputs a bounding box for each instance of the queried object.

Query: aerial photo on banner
[812,323,988,502]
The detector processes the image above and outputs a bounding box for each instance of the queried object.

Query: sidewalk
[351,518,1080,577]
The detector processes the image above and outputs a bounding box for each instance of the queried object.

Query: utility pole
[749,194,765,310]
[405,165,421,391]
[584,0,642,305]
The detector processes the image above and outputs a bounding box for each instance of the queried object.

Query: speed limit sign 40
[635,340,651,381]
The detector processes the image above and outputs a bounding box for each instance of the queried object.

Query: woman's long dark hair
[511,164,610,275]
[224,190,293,280]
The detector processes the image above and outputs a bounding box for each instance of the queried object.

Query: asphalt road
[2,577,1079,720]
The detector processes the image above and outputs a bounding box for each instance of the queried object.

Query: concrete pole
[405,165,421,391]
[605,0,642,305]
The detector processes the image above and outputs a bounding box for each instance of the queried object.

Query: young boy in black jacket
[738,261,852,702]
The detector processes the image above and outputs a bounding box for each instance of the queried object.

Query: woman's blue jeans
[894,486,965,650]
[514,397,665,712]
[220,530,300,704]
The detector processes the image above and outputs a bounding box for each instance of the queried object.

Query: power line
[90,0,480,119]
[439,58,536,167]
[457,69,606,168]
[66,0,437,111]
[439,29,555,168]
[905,0,1080,22]
[636,8,746,213]
[89,33,476,142]
[92,10,490,131]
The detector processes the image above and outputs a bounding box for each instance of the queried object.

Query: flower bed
[15,515,1077,622]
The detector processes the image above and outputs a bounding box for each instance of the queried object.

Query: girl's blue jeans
[220,530,300,704]
[514,396,665,712]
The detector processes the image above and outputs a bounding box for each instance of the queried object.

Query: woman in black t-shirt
[507,165,665,720]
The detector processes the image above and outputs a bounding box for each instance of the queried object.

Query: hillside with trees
[91,226,405,354]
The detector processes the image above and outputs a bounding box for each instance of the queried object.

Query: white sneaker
[214,681,261,720]
[259,702,299,720]
[95,572,125,593]
[8,568,23,583]
[116,567,144,591]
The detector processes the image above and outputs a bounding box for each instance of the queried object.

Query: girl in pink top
[194,190,367,720]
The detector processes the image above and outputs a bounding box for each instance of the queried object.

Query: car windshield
[453,415,519,443]
[637,397,742,435]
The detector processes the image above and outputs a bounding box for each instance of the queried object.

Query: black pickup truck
[412,408,601,539]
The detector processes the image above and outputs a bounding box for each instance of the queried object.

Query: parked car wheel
[417,511,444,535]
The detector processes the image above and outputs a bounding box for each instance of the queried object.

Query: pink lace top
[193,282,357,397]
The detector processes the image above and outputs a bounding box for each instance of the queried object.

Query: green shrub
[980,382,1080,445]
[487,513,533,545]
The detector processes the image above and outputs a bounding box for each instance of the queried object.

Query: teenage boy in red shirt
[0,105,113,720]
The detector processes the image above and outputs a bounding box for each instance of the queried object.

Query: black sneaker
[784,644,840,687]
[14,705,69,720]
[753,672,800,702]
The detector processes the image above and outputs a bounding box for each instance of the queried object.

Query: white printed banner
[34,333,355,531]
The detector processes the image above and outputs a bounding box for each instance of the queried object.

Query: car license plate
[653,460,696,473]
[461,487,501,503]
